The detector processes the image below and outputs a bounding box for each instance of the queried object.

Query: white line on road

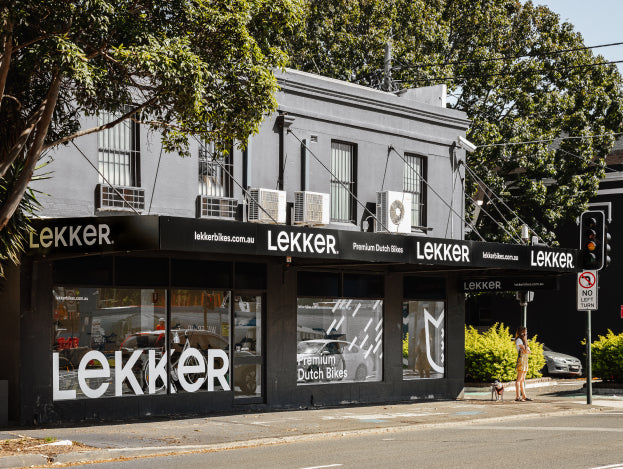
[588,464,623,469]
[467,425,623,433]
[300,465,343,469]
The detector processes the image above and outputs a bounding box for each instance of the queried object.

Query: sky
[531,0,623,74]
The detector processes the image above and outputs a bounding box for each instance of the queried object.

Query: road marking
[468,425,623,433]
[300,465,343,469]
[588,464,623,469]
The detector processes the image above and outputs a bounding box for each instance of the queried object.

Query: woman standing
[515,327,532,402]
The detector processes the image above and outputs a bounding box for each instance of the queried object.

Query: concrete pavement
[1,379,621,468]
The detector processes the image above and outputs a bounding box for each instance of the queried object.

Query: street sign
[577,270,598,311]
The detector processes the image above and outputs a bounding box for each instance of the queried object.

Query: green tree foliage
[465,323,544,382]
[0,0,302,275]
[591,330,623,382]
[287,0,623,244]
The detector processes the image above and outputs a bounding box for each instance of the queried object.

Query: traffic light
[579,210,605,270]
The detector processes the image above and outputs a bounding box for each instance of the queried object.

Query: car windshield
[297,341,325,354]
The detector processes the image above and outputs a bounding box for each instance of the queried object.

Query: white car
[297,339,373,383]
[542,345,582,377]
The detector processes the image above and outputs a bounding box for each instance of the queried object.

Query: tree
[0,0,302,276]
[287,0,623,244]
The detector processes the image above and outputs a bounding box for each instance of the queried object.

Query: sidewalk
[1,379,620,468]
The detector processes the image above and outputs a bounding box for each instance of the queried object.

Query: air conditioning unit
[197,196,237,220]
[96,184,145,212]
[294,191,330,226]
[375,191,412,234]
[247,188,287,224]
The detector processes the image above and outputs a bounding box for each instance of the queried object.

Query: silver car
[542,345,582,377]
[297,339,374,383]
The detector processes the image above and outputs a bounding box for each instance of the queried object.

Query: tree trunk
[0,72,62,232]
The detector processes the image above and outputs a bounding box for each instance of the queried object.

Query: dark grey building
[1,69,576,425]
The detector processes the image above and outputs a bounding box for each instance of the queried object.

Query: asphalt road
[82,411,623,469]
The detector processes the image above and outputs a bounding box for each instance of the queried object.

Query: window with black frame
[330,141,356,223]
[403,153,426,228]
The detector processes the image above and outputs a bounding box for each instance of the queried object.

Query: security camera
[457,135,477,153]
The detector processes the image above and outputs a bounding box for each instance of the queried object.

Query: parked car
[297,339,374,382]
[541,345,582,377]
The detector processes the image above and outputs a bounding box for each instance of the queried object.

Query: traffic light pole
[587,309,592,405]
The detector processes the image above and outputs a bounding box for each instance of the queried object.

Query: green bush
[465,323,545,382]
[592,330,623,382]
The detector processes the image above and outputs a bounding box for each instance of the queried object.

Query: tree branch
[43,97,157,150]
[0,19,13,110]
[0,72,62,232]
[0,104,44,179]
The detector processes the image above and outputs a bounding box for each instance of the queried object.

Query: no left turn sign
[577,270,598,311]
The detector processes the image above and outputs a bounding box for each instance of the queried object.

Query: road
[83,411,623,469]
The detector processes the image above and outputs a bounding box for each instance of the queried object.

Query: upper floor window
[199,141,232,197]
[403,153,426,228]
[330,141,357,223]
[97,112,140,187]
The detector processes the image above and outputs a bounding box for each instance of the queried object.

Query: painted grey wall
[31,69,469,240]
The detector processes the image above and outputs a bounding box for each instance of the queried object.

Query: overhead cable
[387,146,486,241]
[71,141,142,215]
[462,162,546,245]
[191,135,280,225]
[288,128,391,233]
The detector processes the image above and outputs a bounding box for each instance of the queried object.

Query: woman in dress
[515,326,532,402]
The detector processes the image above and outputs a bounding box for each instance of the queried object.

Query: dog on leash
[491,380,504,401]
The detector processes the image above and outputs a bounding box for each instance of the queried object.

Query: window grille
[403,153,426,228]
[97,112,140,187]
[330,141,356,223]
[198,141,232,197]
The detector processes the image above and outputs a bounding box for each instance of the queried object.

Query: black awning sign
[462,277,559,292]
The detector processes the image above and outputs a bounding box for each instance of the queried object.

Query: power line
[462,162,546,245]
[396,40,623,71]
[387,146,486,241]
[408,58,623,85]
[71,141,142,215]
[288,128,391,233]
[477,131,623,149]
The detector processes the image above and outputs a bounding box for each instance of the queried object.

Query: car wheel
[355,364,367,381]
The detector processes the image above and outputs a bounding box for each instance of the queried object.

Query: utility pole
[383,38,393,92]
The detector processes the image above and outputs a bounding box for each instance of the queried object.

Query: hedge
[591,330,623,382]
[465,323,545,382]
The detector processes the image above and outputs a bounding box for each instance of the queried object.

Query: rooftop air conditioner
[247,188,287,224]
[294,191,330,226]
[375,191,412,234]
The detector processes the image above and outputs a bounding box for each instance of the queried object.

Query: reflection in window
[233,295,262,397]
[52,287,233,400]
[296,298,382,385]
[402,301,445,380]
[53,287,166,400]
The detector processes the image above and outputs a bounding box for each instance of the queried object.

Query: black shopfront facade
[6,216,577,424]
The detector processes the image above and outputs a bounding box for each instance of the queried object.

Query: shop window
[330,141,357,223]
[402,300,445,380]
[52,286,167,400]
[296,297,383,385]
[233,295,262,398]
[52,287,233,400]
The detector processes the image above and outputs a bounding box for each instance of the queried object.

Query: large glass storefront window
[402,300,445,380]
[233,295,262,397]
[297,298,383,385]
[52,287,234,400]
